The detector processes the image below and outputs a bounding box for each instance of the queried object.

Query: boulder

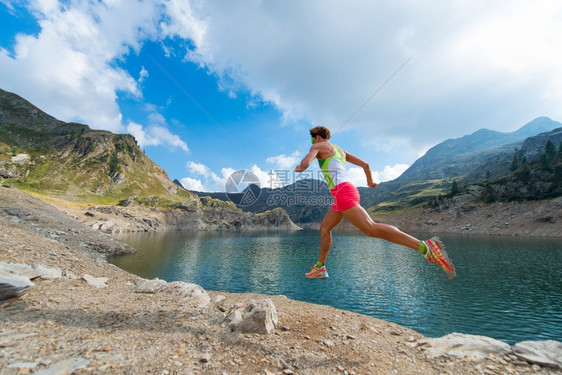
[34,358,90,375]
[0,271,34,303]
[227,299,278,334]
[513,340,562,369]
[210,295,227,306]
[0,208,39,223]
[82,274,108,288]
[164,281,211,306]
[133,278,167,294]
[0,262,43,280]
[31,264,62,279]
[424,333,512,359]
[10,154,30,165]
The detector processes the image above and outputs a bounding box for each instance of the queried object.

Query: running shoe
[423,237,456,280]
[305,266,329,279]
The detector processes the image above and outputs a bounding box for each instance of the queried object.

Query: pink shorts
[330,182,360,212]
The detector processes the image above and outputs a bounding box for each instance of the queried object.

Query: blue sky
[1,1,561,192]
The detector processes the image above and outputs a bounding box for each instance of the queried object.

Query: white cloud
[347,167,370,188]
[1,0,15,11]
[348,163,409,186]
[125,103,188,151]
[138,66,148,83]
[150,126,189,151]
[185,161,233,191]
[179,177,204,191]
[127,121,188,151]
[160,0,207,45]
[4,0,562,175]
[373,164,409,183]
[0,0,161,131]
[181,160,407,192]
[250,164,282,190]
[187,161,212,177]
[172,0,562,154]
[181,162,282,192]
[266,151,300,169]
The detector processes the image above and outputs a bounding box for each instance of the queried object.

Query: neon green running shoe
[305,266,329,279]
[423,237,456,280]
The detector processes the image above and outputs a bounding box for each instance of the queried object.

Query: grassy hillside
[369,138,562,214]
[0,89,192,205]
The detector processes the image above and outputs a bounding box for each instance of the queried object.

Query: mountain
[518,127,562,159]
[460,127,562,185]
[357,118,562,211]
[0,88,190,203]
[188,118,562,224]
[190,179,333,225]
[397,117,561,183]
[0,88,299,231]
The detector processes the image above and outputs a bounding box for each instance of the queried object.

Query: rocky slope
[0,89,187,203]
[58,194,299,233]
[374,195,562,238]
[1,186,561,374]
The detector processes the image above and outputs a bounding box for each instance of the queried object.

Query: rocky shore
[379,195,562,238]
[64,195,300,234]
[1,186,561,374]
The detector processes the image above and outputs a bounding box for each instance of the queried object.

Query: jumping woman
[295,126,455,280]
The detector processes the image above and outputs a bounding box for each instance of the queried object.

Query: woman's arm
[345,151,377,188]
[295,145,320,172]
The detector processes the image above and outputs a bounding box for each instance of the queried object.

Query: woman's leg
[340,204,456,279]
[317,208,344,264]
[342,205,420,250]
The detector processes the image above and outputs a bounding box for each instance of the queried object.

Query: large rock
[227,299,278,334]
[34,358,90,375]
[133,278,167,293]
[10,153,31,165]
[164,281,211,306]
[513,340,562,369]
[82,274,108,288]
[424,333,512,359]
[0,271,34,303]
[0,262,63,280]
[0,208,39,223]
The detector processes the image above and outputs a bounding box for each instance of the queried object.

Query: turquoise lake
[109,230,562,345]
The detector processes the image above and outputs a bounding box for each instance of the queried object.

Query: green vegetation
[367,137,562,214]
[510,152,520,172]
[451,180,459,195]
[1,110,194,207]
[545,139,556,155]
[477,139,562,202]
[108,152,120,176]
[367,179,452,214]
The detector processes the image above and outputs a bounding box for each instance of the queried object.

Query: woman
[295,126,455,280]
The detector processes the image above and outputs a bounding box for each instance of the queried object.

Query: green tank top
[317,143,349,189]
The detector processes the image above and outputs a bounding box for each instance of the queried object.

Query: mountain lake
[108,230,562,345]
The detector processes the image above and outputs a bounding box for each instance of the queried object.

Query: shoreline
[1,187,561,374]
[296,197,562,239]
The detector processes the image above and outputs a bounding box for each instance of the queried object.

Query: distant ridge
[397,117,561,183]
[188,117,562,224]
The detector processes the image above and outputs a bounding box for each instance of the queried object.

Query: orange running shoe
[423,237,456,280]
[305,266,329,279]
